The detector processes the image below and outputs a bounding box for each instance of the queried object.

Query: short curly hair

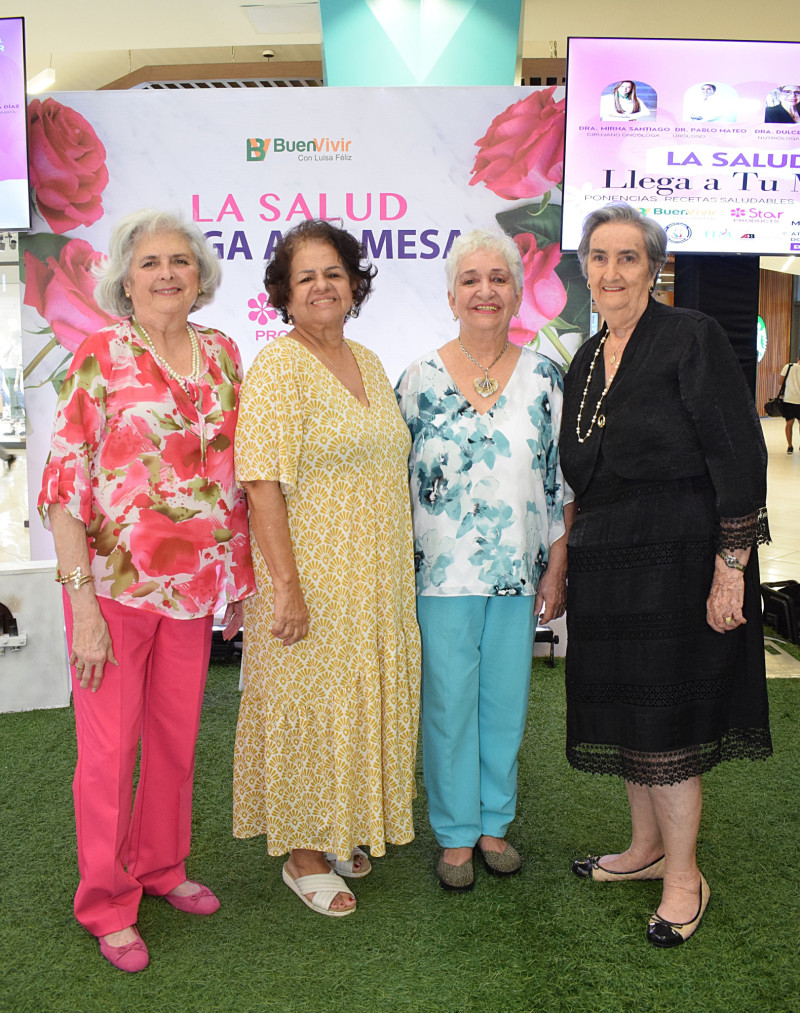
[94,209,222,318]
[444,229,524,297]
[264,219,377,324]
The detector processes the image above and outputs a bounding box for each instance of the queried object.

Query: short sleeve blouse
[38,319,255,618]
[396,347,572,597]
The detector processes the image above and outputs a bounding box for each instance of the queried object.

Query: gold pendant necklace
[458,335,509,398]
[303,335,350,373]
[575,333,623,443]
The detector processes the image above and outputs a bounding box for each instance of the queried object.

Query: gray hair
[445,229,524,296]
[576,203,668,281]
[94,209,222,317]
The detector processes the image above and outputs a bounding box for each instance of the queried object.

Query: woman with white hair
[561,202,771,947]
[38,209,254,971]
[396,229,573,891]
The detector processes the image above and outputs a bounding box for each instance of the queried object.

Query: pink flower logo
[248,292,279,325]
[730,208,746,218]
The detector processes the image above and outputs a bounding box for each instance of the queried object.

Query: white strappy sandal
[325,845,372,879]
[282,864,357,918]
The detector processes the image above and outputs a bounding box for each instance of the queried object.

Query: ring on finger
[724,616,734,625]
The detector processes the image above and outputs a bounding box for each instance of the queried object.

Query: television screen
[562,38,800,255]
[0,17,29,231]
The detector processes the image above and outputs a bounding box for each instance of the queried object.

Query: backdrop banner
[21,85,587,559]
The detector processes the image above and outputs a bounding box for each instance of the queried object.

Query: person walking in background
[778,355,800,453]
[0,330,24,437]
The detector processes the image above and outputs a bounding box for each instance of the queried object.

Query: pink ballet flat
[98,928,149,973]
[163,880,220,916]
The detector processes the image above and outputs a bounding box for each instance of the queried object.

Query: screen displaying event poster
[561,37,800,255]
[0,17,30,231]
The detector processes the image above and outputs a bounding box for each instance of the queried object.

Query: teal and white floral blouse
[395,347,572,598]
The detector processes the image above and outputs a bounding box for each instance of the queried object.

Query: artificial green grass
[2,660,798,1013]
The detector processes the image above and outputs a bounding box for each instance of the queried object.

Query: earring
[452,313,458,321]
[287,313,295,325]
[124,290,131,298]
[348,305,358,319]
[649,283,655,293]
[198,287,204,296]
[586,281,591,290]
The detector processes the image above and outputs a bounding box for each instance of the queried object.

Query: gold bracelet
[55,566,95,592]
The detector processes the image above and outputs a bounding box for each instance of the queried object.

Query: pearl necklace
[133,317,203,394]
[458,335,510,398]
[575,332,623,443]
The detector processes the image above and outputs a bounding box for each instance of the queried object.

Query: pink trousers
[65,594,213,936]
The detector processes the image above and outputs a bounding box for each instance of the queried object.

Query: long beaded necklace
[575,332,625,443]
[132,317,203,396]
[132,317,209,470]
[458,335,510,398]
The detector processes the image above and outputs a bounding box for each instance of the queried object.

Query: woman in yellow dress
[233,220,420,917]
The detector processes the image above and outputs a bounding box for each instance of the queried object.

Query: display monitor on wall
[0,17,29,231]
[562,37,800,255]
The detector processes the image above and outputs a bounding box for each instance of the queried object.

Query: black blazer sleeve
[676,311,768,546]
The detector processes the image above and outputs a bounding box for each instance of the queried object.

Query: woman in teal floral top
[396,230,573,891]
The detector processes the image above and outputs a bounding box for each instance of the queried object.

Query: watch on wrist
[717,551,746,572]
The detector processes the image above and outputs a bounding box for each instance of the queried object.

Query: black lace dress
[560,300,772,785]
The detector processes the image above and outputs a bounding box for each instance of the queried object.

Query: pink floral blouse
[39,319,255,618]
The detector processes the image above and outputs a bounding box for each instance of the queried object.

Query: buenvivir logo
[247,136,353,162]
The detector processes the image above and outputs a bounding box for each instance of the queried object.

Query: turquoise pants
[416,595,536,848]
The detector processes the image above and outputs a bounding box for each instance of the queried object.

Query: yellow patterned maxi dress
[233,336,421,858]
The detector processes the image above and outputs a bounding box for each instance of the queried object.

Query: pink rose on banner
[470,87,565,201]
[24,239,117,353]
[508,233,567,346]
[28,97,109,234]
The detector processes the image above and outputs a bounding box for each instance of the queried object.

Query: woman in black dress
[560,202,771,947]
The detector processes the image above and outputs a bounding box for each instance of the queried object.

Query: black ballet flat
[647,875,710,948]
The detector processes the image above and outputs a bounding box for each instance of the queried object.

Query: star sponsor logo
[731,207,784,221]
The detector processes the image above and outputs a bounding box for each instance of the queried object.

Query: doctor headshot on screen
[765,85,800,124]
[600,80,652,122]
[683,82,736,123]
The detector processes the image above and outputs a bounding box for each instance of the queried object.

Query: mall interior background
[2,0,799,560]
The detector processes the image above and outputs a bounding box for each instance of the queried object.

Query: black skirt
[565,457,772,785]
